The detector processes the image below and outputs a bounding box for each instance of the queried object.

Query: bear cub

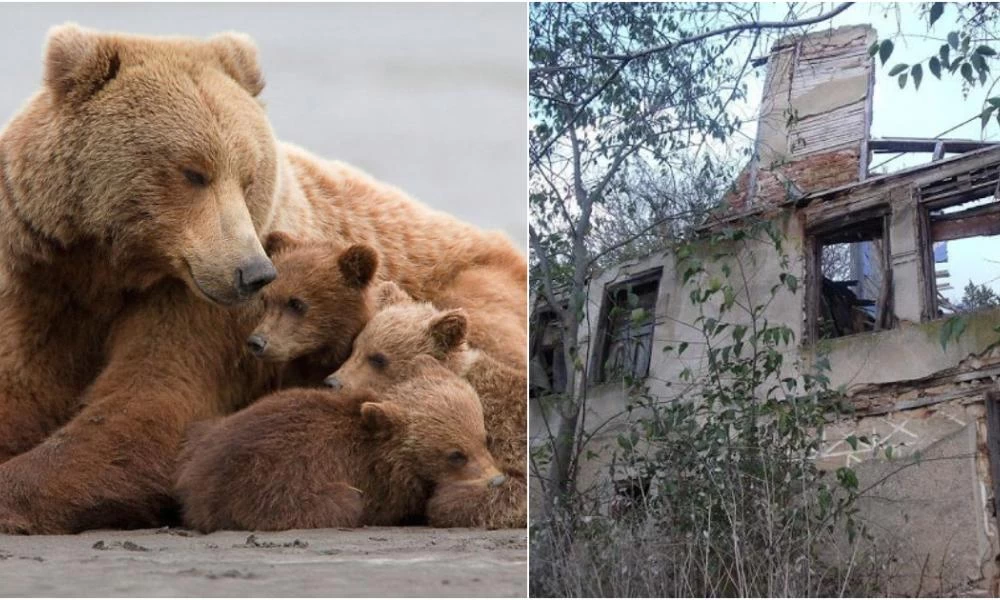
[248,231,379,385]
[325,282,527,529]
[175,357,503,532]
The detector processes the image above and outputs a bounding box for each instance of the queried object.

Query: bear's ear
[338,245,379,289]
[208,32,265,97]
[263,231,297,257]
[428,309,468,355]
[360,402,401,435]
[374,282,413,309]
[44,23,122,103]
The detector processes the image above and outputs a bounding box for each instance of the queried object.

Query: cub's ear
[374,281,413,309]
[208,32,265,97]
[44,23,122,103]
[360,402,401,435]
[339,245,379,289]
[428,309,468,356]
[263,231,297,257]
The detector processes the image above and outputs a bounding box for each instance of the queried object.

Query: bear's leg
[260,482,365,530]
[0,292,238,534]
[427,475,527,530]
[0,300,100,463]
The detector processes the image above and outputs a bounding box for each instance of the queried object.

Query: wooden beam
[869,137,1000,154]
[933,140,945,161]
[932,199,1000,223]
[931,208,1000,242]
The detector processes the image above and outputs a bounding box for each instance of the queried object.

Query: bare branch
[530,2,855,166]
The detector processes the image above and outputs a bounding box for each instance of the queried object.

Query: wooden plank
[933,141,945,161]
[870,137,1000,154]
[858,385,989,417]
[931,209,1000,242]
[803,150,1000,230]
[859,64,875,182]
[985,391,1000,526]
[932,199,1000,223]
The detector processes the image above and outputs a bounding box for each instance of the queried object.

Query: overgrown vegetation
[528,3,998,596]
[530,222,904,597]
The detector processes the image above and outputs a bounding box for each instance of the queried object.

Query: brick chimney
[725,24,876,210]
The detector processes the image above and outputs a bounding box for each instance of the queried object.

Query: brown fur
[0,25,525,534]
[176,358,500,532]
[251,232,379,385]
[328,283,527,528]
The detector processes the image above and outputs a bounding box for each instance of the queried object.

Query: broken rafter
[869,137,1000,155]
[931,207,1000,242]
[802,145,1000,230]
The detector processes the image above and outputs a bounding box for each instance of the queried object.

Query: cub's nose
[236,257,277,296]
[247,334,268,355]
[323,375,342,390]
[488,474,507,488]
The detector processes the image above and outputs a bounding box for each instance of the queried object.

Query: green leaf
[940,43,951,66]
[981,106,996,129]
[911,64,923,90]
[962,62,975,84]
[948,31,960,50]
[898,73,908,89]
[846,435,859,451]
[868,41,880,58]
[888,63,909,76]
[678,341,688,356]
[989,97,1000,108]
[879,39,894,65]
[930,2,944,26]
[836,467,859,491]
[972,52,988,74]
[929,56,942,79]
[977,45,998,57]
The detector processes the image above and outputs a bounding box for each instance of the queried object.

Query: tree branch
[529,2,855,166]
[594,2,854,62]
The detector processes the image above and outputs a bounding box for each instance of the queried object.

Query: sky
[0,4,527,248]
[729,3,1000,307]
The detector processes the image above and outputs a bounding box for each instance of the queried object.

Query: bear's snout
[488,474,506,488]
[247,334,268,355]
[323,375,343,390]
[236,257,277,297]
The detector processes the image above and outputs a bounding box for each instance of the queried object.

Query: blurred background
[0,3,527,248]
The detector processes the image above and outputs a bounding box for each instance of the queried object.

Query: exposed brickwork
[723,148,860,211]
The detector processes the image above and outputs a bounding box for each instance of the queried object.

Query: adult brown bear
[0,24,525,534]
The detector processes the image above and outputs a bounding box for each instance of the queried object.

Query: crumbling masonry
[531,25,1000,595]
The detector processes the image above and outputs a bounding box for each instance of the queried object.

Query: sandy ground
[0,527,526,597]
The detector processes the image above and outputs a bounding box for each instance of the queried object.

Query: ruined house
[530,24,1000,595]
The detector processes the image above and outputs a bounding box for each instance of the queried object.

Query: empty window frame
[920,168,1000,318]
[808,214,893,340]
[592,269,662,384]
[529,306,568,398]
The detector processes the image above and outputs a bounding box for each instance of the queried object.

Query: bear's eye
[367,353,388,370]
[447,451,467,467]
[287,297,308,315]
[182,169,208,187]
